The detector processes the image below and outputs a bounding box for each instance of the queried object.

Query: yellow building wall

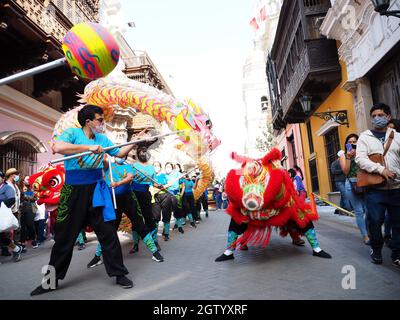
[300,60,358,199]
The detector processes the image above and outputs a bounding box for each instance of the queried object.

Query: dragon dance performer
[215,148,331,262]
[130,145,161,254]
[180,173,197,228]
[152,162,173,241]
[87,156,164,269]
[165,163,185,234]
[31,105,134,296]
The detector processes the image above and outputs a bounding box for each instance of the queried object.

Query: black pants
[228,218,314,236]
[35,220,46,243]
[115,192,150,239]
[182,193,195,218]
[195,194,208,220]
[153,192,172,224]
[133,190,157,232]
[20,212,37,242]
[170,193,185,220]
[48,183,128,280]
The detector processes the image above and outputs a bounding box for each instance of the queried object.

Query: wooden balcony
[281,39,341,123]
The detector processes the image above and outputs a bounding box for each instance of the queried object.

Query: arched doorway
[0,131,47,176]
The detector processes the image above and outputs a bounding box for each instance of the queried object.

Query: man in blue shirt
[152,161,172,241]
[31,105,136,296]
[87,156,164,268]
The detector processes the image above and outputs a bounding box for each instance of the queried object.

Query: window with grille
[0,140,38,176]
[324,127,340,191]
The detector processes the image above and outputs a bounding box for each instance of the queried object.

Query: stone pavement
[0,207,399,300]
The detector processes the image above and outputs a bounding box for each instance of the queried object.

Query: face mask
[154,166,161,173]
[91,123,105,134]
[372,116,389,129]
[14,175,20,183]
[165,168,172,174]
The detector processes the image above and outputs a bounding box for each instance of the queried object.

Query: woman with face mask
[339,134,369,245]
[164,163,185,234]
[180,173,197,228]
[151,161,172,241]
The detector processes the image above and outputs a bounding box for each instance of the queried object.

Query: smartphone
[345,143,353,152]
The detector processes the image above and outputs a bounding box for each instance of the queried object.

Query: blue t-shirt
[132,162,156,192]
[58,128,119,170]
[154,173,168,185]
[181,178,194,195]
[104,163,134,195]
[166,171,181,192]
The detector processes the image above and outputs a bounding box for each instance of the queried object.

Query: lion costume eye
[48,175,62,188]
[32,182,40,192]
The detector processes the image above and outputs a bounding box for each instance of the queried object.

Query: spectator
[20,183,38,250]
[339,134,369,245]
[34,202,47,245]
[222,191,228,209]
[355,103,400,267]
[293,165,304,181]
[213,181,222,210]
[384,119,400,245]
[331,151,351,214]
[5,168,21,219]
[0,170,23,262]
[288,168,307,201]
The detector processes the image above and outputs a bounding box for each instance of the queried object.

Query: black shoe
[32,241,39,249]
[152,251,164,262]
[78,243,86,250]
[312,250,332,259]
[163,234,169,241]
[206,213,209,218]
[215,253,234,262]
[12,245,23,262]
[116,275,134,289]
[155,242,161,252]
[129,244,139,254]
[190,222,197,228]
[370,249,383,264]
[30,280,58,296]
[173,224,178,230]
[178,227,184,234]
[20,244,27,253]
[87,255,103,268]
[392,259,400,268]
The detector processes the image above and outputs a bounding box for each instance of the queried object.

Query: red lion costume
[225,148,318,248]
[215,148,331,261]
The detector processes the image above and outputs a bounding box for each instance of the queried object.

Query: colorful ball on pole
[62,23,120,79]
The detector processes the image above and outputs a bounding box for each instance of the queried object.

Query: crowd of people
[329,103,399,267]
[0,105,213,295]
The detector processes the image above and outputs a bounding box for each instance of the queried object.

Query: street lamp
[299,95,312,115]
[371,0,400,18]
[299,95,349,126]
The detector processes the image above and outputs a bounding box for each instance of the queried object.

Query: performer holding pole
[31,105,137,296]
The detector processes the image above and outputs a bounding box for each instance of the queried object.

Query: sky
[119,0,257,177]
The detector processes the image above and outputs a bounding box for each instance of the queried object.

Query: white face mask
[91,124,105,134]
[14,175,20,183]
[154,166,161,173]
[165,167,172,174]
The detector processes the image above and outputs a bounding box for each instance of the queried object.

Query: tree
[256,120,275,153]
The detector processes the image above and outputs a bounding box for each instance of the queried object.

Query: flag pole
[108,156,117,210]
